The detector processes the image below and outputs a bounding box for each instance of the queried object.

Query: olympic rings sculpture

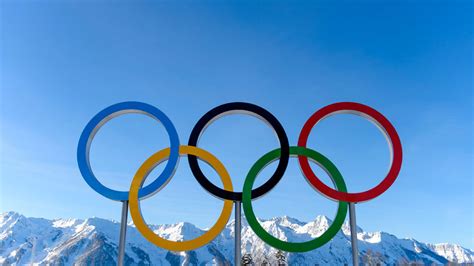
[77,101,402,253]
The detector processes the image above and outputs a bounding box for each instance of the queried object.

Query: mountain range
[0,211,472,265]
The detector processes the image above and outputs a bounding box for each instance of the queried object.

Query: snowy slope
[0,211,472,265]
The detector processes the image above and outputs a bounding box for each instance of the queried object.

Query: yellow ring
[129,145,234,251]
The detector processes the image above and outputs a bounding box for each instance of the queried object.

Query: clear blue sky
[1,1,472,249]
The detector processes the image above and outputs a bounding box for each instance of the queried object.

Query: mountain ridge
[1,211,472,265]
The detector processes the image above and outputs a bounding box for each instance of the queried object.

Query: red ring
[297,102,402,203]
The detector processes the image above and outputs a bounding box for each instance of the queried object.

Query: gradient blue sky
[1,1,472,249]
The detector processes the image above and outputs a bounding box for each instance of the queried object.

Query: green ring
[242,146,348,253]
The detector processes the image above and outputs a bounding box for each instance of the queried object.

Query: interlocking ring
[77,101,402,252]
[129,146,233,251]
[77,101,180,201]
[188,102,290,201]
[298,102,403,203]
[242,146,348,252]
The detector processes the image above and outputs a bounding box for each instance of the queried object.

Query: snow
[0,211,472,265]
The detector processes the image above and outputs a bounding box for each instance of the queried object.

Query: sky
[0,1,472,249]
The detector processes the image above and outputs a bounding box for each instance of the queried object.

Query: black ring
[188,102,290,201]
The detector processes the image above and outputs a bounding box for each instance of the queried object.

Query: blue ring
[77,101,180,201]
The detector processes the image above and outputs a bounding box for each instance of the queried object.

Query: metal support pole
[234,201,242,266]
[349,202,359,266]
[118,200,128,266]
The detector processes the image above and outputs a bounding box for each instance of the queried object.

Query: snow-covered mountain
[1,211,472,265]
